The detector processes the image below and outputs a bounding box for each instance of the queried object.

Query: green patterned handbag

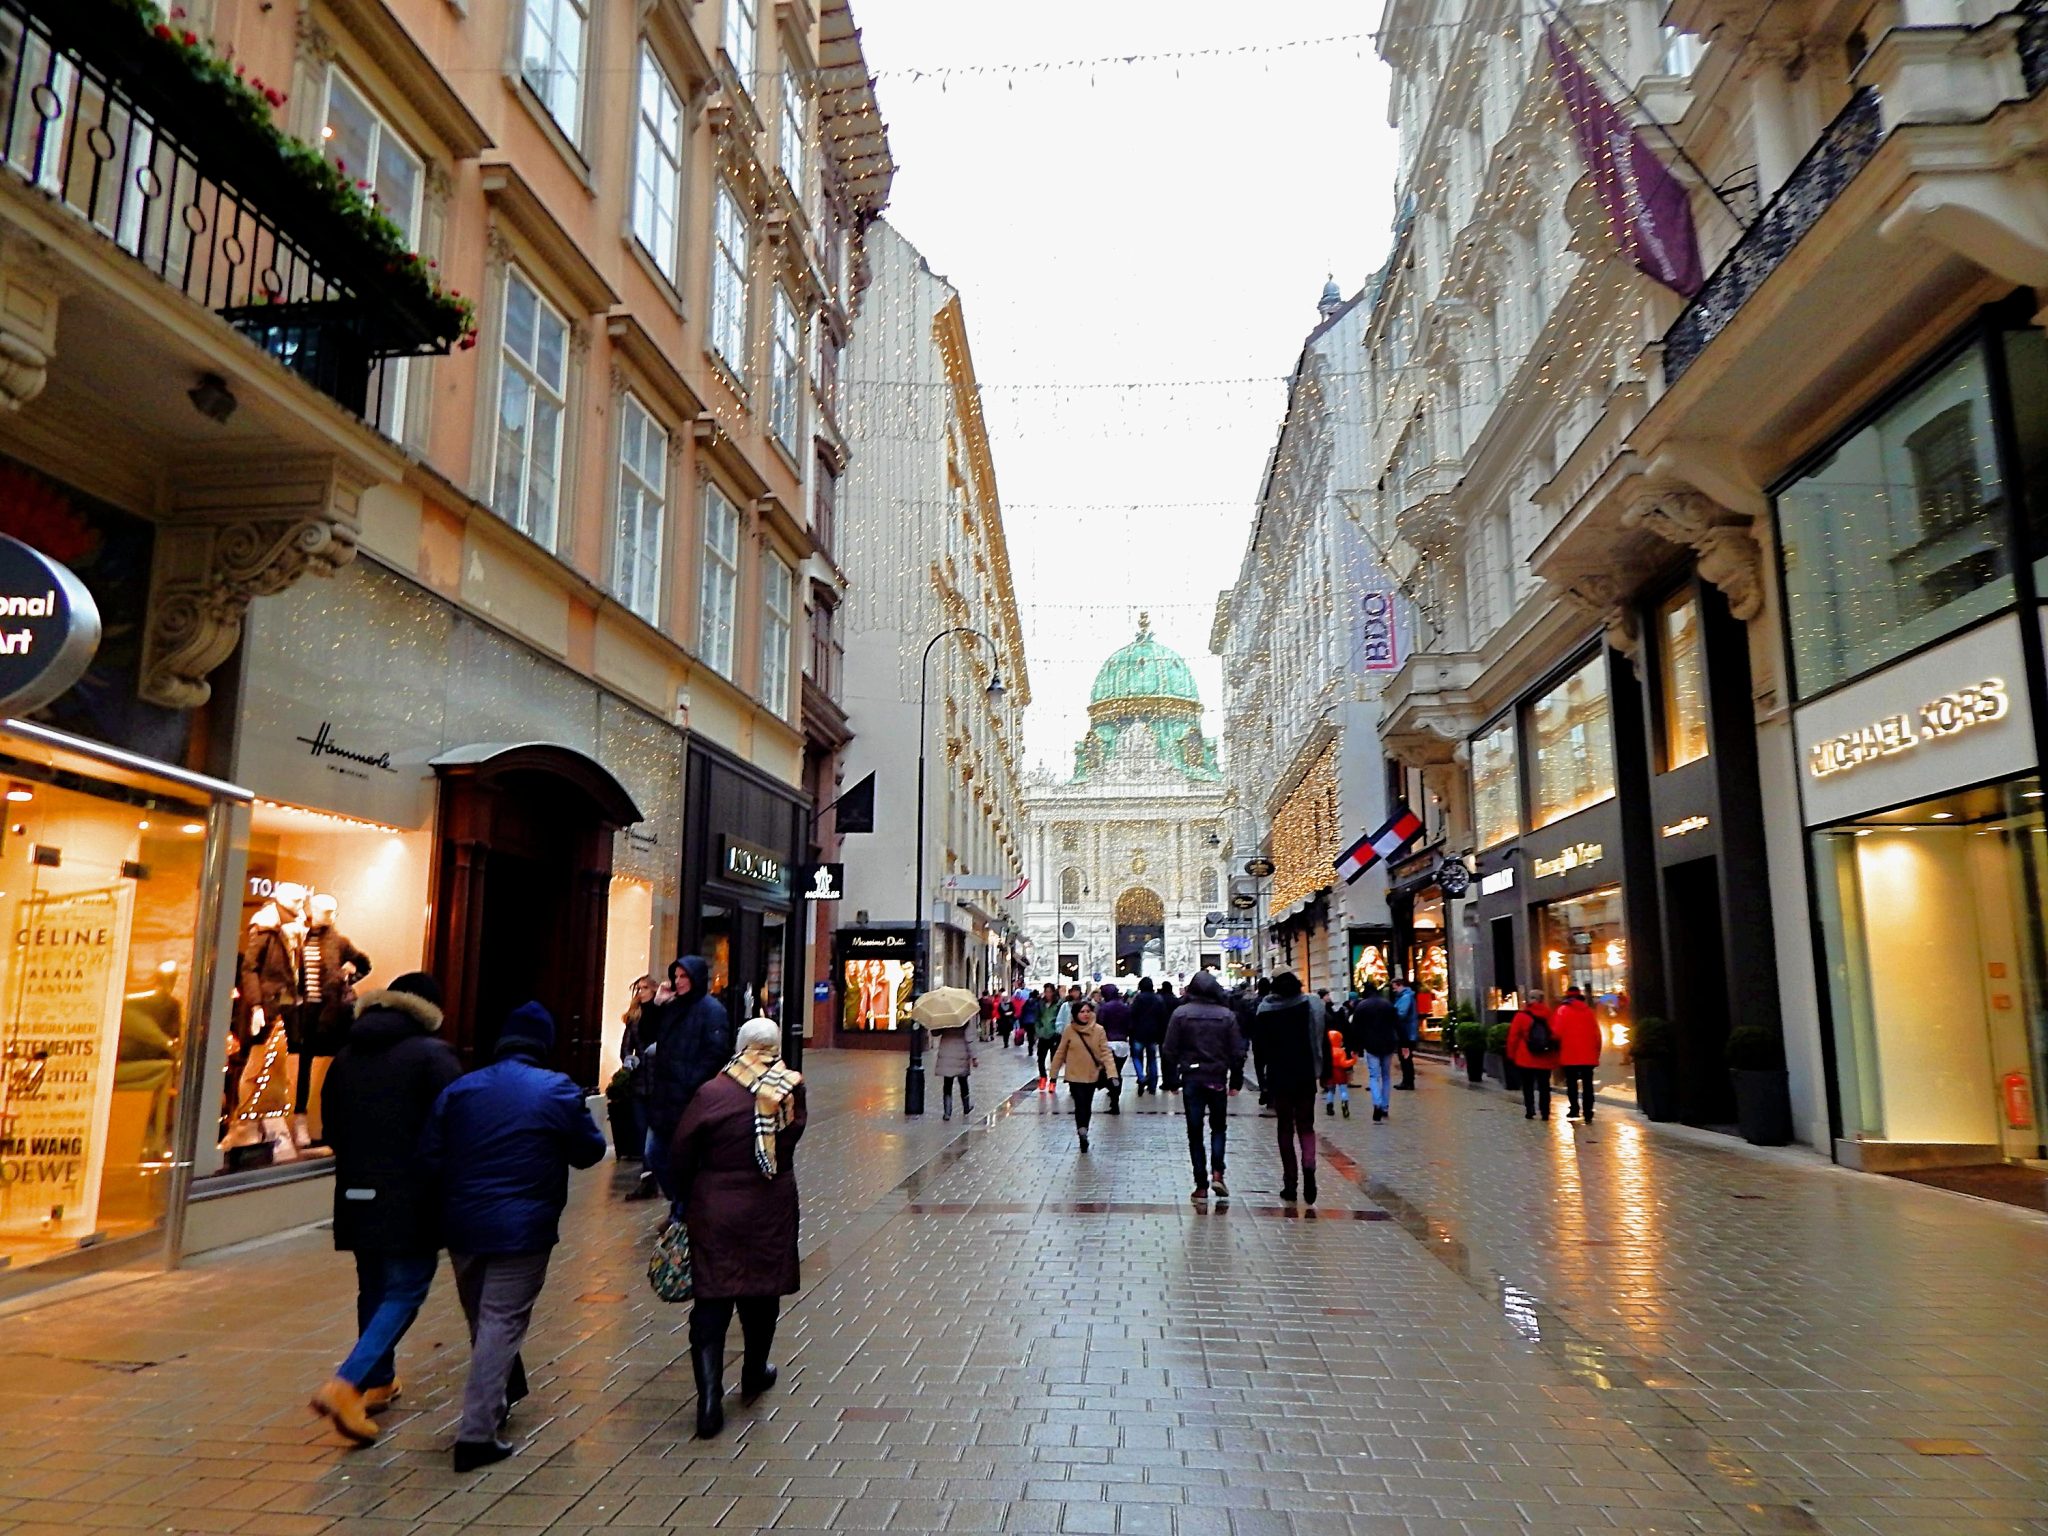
[647,1218,693,1303]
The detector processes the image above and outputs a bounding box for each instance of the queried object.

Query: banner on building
[1335,806,1424,885]
[1360,588,1401,673]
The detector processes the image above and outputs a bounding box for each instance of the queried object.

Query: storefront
[1380,846,1452,1036]
[679,737,806,1060]
[1780,306,2048,1169]
[832,926,916,1042]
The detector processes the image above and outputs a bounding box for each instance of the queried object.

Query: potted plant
[1726,1024,1793,1145]
[1484,1020,1511,1085]
[1454,1006,1487,1083]
[1630,1015,1679,1121]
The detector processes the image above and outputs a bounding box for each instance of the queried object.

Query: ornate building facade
[1023,619,1228,982]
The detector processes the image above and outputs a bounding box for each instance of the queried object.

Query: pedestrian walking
[932,1010,978,1120]
[1049,998,1119,1152]
[670,1018,807,1440]
[1240,976,1274,1107]
[1392,975,1420,1090]
[1509,995,1562,1121]
[1127,976,1167,1095]
[642,956,734,1204]
[1324,1023,1356,1117]
[1098,983,1132,1113]
[1034,983,1066,1089]
[610,975,655,1184]
[421,1001,607,1471]
[1256,972,1331,1206]
[978,990,997,1042]
[1019,985,1043,1051]
[1552,985,1602,1121]
[1349,983,1403,1122]
[310,973,460,1445]
[1162,971,1246,1201]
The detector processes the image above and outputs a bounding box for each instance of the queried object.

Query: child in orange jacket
[1324,1028,1357,1118]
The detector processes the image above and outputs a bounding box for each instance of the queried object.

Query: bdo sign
[0,533,98,716]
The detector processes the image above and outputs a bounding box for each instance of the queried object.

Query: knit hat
[386,971,443,1009]
[496,999,556,1057]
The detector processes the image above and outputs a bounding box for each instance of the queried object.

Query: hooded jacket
[644,956,734,1142]
[1161,971,1247,1094]
[321,987,462,1253]
[1256,984,1332,1096]
[1127,983,1169,1046]
[1097,985,1133,1043]
[1508,1001,1562,1070]
[421,1002,607,1255]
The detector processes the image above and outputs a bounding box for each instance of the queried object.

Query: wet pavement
[0,1046,2043,1535]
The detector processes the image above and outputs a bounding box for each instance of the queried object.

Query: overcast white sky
[850,1,1399,774]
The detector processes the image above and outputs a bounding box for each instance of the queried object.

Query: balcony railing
[1663,89,1884,385]
[0,0,459,420]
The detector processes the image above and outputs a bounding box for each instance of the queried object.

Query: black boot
[692,1343,725,1439]
[1304,1168,1318,1208]
[740,1307,779,1399]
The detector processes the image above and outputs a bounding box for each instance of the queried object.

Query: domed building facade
[1023,617,1230,982]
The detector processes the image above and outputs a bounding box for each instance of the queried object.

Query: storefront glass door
[1534,885,1636,1096]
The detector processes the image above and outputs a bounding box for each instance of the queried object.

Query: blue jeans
[1367,1052,1393,1111]
[339,1251,437,1389]
[1182,1085,1229,1186]
[1129,1041,1159,1091]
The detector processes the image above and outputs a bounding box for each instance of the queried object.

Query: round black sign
[0,534,98,717]
[1244,857,1275,878]
[1435,856,1473,898]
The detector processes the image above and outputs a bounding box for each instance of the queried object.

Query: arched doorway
[429,743,642,1083]
[1114,885,1164,978]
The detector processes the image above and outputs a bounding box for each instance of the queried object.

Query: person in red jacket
[1507,997,1562,1121]
[1551,986,1603,1122]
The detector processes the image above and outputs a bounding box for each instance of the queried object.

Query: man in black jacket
[1162,971,1247,1202]
[1348,983,1404,1123]
[643,956,733,1205]
[1126,977,1168,1096]
[1255,972,1331,1207]
[312,972,460,1445]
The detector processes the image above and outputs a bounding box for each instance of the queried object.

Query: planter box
[1636,1058,1679,1121]
[1462,1046,1486,1082]
[1731,1068,1793,1145]
[1484,1051,1505,1084]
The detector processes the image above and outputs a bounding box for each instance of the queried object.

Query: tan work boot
[310,1377,380,1443]
[362,1378,403,1413]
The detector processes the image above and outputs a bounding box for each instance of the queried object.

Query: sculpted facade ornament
[0,233,65,411]
[1622,487,1765,621]
[140,456,370,708]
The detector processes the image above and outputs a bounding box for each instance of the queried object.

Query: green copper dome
[1089,615,1200,710]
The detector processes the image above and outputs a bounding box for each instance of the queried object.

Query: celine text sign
[1807,678,2009,780]
[1532,842,1604,880]
[800,863,844,901]
[0,535,100,717]
[721,836,786,892]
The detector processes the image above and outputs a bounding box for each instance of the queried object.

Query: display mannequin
[119,961,183,1160]
[222,883,307,1159]
[296,894,369,1148]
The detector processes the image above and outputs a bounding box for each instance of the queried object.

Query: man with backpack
[1508,995,1562,1121]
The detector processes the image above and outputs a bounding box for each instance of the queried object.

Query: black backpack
[1526,1013,1557,1055]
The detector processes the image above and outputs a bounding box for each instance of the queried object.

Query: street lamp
[914,625,1005,993]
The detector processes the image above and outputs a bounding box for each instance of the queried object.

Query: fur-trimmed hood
[350,986,445,1048]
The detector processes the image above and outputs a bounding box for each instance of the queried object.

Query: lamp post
[906,626,1004,1115]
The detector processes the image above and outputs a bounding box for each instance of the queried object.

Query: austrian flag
[1335,807,1424,885]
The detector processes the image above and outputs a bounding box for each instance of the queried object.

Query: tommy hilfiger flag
[1335,807,1424,885]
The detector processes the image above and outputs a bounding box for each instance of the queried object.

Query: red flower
[458,335,477,351]
[153,22,172,37]
[181,30,198,45]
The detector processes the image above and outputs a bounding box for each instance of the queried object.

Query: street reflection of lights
[1501,1280,1542,1341]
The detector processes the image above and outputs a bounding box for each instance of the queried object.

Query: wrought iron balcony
[0,0,466,420]
[1663,89,1884,385]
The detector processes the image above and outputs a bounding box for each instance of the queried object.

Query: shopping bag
[647,1218,693,1303]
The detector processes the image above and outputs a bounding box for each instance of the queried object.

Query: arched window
[1060,867,1084,903]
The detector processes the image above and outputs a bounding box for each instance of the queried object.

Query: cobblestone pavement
[1,1045,2044,1536]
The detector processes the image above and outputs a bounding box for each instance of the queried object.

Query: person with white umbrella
[912,988,981,1121]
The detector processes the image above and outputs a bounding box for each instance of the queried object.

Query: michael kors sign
[1807,679,2008,780]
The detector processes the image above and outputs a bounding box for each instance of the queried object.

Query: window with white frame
[711,183,750,374]
[321,69,423,436]
[631,46,684,281]
[778,67,806,191]
[491,268,570,548]
[520,0,588,140]
[699,484,741,677]
[770,286,801,453]
[723,0,757,94]
[760,553,793,715]
[614,393,667,624]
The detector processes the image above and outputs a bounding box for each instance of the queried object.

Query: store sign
[293,720,399,777]
[1244,856,1275,878]
[843,930,915,959]
[1533,841,1604,880]
[1435,856,1472,897]
[1478,867,1516,896]
[1229,893,1257,910]
[1661,814,1709,839]
[0,535,100,717]
[800,863,844,901]
[721,836,787,893]
[1360,589,1400,672]
[1807,679,2008,780]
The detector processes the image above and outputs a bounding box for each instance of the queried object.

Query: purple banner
[1547,24,1703,297]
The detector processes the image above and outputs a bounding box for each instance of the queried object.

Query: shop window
[1471,716,1520,849]
[1777,344,2011,699]
[843,950,913,1029]
[1657,588,1709,770]
[1534,886,1634,1090]
[216,803,429,1174]
[0,767,207,1275]
[2002,326,2048,590]
[1530,652,1615,828]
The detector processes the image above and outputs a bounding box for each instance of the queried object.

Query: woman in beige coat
[1049,999,1120,1153]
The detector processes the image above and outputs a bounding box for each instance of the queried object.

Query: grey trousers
[451,1250,550,1443]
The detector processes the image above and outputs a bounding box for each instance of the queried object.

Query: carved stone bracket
[0,232,66,411]
[1621,487,1766,621]
[140,455,369,708]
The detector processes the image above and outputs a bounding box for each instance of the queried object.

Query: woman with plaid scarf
[668,1018,807,1439]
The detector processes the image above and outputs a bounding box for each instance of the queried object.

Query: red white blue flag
[1335,807,1424,885]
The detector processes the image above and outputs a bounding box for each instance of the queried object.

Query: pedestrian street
[0,1049,2043,1536]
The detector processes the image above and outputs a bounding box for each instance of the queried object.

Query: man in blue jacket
[422,1000,606,1472]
